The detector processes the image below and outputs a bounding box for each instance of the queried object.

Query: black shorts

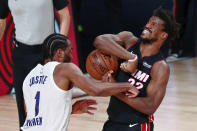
[103,119,154,131]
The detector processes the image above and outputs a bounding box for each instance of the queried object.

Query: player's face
[63,40,73,62]
[140,16,165,44]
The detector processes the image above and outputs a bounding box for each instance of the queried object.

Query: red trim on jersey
[141,123,147,131]
[141,123,150,131]
[149,115,154,122]
[147,122,150,131]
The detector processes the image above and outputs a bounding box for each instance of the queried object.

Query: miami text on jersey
[29,75,48,87]
[131,69,150,82]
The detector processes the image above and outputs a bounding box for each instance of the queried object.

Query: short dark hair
[153,7,181,42]
[43,33,69,60]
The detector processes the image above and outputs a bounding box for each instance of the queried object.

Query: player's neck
[140,42,160,57]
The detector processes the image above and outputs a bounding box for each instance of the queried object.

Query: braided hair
[43,33,69,61]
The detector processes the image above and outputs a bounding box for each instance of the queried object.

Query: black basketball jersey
[107,39,164,124]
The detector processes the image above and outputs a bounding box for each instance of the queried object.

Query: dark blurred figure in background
[169,0,197,59]
[72,0,121,72]
[105,0,121,34]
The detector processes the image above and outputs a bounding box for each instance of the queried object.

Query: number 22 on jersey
[128,78,144,89]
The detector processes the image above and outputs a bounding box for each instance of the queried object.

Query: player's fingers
[120,63,126,71]
[86,100,98,105]
[126,92,138,98]
[87,111,94,115]
[125,93,135,98]
[128,88,139,95]
[87,106,97,110]
[108,70,114,74]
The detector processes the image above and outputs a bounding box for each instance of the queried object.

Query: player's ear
[161,32,168,40]
[56,48,65,58]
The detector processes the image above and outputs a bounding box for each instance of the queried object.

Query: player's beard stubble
[140,37,157,45]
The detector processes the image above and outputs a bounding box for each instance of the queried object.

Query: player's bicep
[63,63,97,95]
[147,61,170,110]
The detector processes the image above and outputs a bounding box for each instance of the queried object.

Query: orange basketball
[86,49,119,80]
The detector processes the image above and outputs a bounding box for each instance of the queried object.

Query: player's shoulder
[152,60,170,78]
[56,62,80,73]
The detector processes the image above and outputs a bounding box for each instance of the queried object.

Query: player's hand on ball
[120,55,138,73]
[102,70,115,82]
[125,85,139,98]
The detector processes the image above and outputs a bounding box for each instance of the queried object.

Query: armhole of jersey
[49,63,71,94]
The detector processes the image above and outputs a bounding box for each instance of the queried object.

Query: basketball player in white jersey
[21,33,139,131]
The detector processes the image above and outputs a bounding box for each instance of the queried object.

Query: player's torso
[21,62,72,131]
[107,40,164,123]
[8,0,54,45]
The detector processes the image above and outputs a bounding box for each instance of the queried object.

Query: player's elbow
[143,104,158,115]
[144,108,156,115]
[94,35,108,49]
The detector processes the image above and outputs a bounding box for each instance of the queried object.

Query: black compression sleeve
[53,0,69,10]
[0,0,10,19]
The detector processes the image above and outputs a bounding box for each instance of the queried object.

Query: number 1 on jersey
[35,91,40,116]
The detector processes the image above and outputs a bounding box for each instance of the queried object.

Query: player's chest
[8,0,52,12]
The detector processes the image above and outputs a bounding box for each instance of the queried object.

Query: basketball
[86,49,119,80]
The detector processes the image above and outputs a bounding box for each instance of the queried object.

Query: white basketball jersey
[21,62,72,131]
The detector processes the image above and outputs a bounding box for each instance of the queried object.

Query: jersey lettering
[25,117,42,127]
[128,78,144,89]
[132,70,150,82]
[29,75,48,87]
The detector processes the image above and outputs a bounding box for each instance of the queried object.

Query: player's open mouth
[144,27,152,34]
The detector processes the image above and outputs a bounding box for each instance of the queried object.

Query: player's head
[43,33,72,63]
[140,7,180,44]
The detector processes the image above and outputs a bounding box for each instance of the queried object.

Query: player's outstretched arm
[93,31,137,60]
[115,61,170,115]
[59,63,134,96]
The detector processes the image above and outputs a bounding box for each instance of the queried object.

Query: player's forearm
[0,19,6,40]
[59,7,70,36]
[115,93,157,115]
[96,82,131,96]
[94,35,135,60]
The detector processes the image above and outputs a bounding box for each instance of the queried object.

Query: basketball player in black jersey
[94,7,180,131]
